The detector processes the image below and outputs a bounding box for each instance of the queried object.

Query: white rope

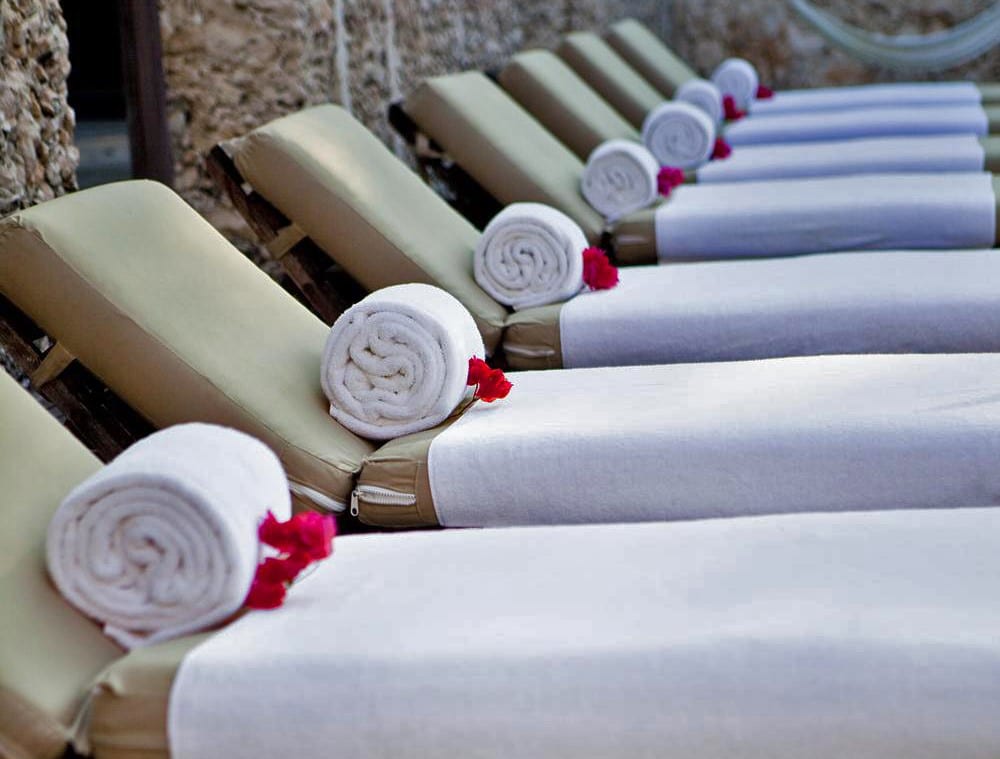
[789,0,1000,71]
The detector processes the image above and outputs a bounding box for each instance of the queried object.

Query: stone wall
[158,0,665,247]
[669,0,1000,90]
[0,0,77,217]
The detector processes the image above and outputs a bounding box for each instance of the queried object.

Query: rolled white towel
[46,423,289,650]
[712,57,760,111]
[580,141,660,221]
[675,78,724,124]
[321,283,486,440]
[642,101,717,169]
[475,203,588,308]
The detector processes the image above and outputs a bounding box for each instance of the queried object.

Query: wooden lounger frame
[0,293,152,461]
[207,143,367,326]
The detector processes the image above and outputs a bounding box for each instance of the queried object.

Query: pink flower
[712,138,732,160]
[756,84,774,99]
[582,247,619,290]
[657,166,685,196]
[722,95,745,121]
[467,357,512,403]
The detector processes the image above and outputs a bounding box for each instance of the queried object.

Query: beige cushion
[605,18,697,97]
[502,303,564,371]
[557,32,665,129]
[232,105,508,354]
[404,71,607,243]
[980,83,1000,103]
[88,635,205,759]
[610,208,659,266]
[0,181,374,507]
[988,105,1000,133]
[0,371,123,759]
[499,50,640,160]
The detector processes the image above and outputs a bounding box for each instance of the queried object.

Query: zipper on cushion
[350,485,417,517]
[289,481,347,513]
[502,343,556,358]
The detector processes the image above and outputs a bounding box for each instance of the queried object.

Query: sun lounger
[499,48,1000,179]
[397,72,1000,266]
[7,183,1000,529]
[9,373,1000,757]
[606,17,1000,108]
[560,30,1000,144]
[216,104,1000,375]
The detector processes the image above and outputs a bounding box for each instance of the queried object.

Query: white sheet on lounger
[749,81,982,116]
[170,508,1000,759]
[558,250,1000,368]
[695,134,985,183]
[654,172,996,260]
[427,354,1000,527]
[726,104,987,145]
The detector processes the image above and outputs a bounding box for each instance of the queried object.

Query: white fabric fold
[726,104,988,145]
[579,141,660,221]
[642,101,716,169]
[557,250,1000,368]
[654,172,996,260]
[170,507,1000,759]
[428,353,1000,527]
[711,57,759,110]
[675,78,724,124]
[750,81,982,116]
[46,423,289,650]
[321,284,485,440]
[695,134,986,183]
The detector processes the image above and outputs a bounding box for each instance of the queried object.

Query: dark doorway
[62,0,173,188]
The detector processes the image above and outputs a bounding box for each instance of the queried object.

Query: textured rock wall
[0,0,77,217]
[157,0,665,247]
[669,0,1000,89]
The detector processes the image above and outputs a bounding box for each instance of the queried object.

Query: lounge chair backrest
[606,18,698,97]
[404,71,606,242]
[557,31,665,128]
[0,370,122,759]
[230,105,509,353]
[499,49,640,160]
[0,181,374,508]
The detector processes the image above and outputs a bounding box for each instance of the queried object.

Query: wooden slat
[0,295,151,462]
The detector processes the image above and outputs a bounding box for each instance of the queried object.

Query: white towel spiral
[46,423,290,650]
[675,79,724,124]
[580,140,661,221]
[475,203,587,309]
[712,58,760,111]
[321,284,485,440]
[642,101,717,169]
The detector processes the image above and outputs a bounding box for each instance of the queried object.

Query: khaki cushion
[557,32,665,129]
[87,635,205,759]
[984,137,1000,172]
[404,71,606,242]
[0,181,374,507]
[980,83,1000,103]
[988,105,1000,133]
[610,208,659,266]
[232,105,508,354]
[502,303,564,371]
[605,18,697,97]
[0,372,123,759]
[499,50,640,160]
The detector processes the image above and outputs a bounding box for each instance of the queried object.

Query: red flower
[477,367,513,402]
[756,84,774,99]
[657,166,685,197]
[722,95,745,121]
[712,138,732,160]
[467,356,492,386]
[582,247,619,290]
[259,511,336,560]
[245,578,287,609]
[254,554,311,585]
[467,357,512,403]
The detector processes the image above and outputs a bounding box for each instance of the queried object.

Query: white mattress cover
[696,134,985,183]
[170,507,1000,759]
[558,250,1000,368]
[654,172,996,260]
[428,353,1000,527]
